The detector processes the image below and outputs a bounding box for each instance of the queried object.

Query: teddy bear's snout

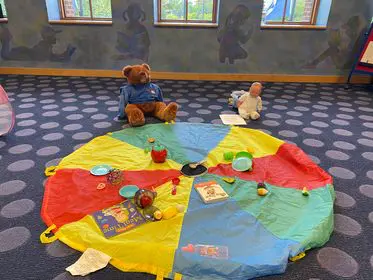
[139,72,149,82]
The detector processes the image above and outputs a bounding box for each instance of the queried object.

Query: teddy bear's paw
[129,116,146,126]
[163,102,178,122]
[129,119,146,127]
[128,111,145,127]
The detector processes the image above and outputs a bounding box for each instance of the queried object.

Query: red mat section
[42,168,181,228]
[209,143,332,190]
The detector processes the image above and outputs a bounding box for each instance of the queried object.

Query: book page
[66,248,111,276]
[219,114,247,125]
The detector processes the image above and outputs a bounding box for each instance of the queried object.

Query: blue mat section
[172,123,230,163]
[173,175,302,280]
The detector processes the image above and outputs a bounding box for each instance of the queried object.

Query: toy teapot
[151,143,168,163]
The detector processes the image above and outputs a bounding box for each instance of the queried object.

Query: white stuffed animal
[237,82,263,120]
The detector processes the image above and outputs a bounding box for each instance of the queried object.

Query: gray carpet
[0,75,372,280]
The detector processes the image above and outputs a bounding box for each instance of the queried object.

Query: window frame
[262,0,322,28]
[157,0,218,25]
[58,0,112,22]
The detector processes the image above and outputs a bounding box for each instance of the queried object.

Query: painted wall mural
[0,0,371,74]
[305,15,367,70]
[217,4,253,64]
[113,3,150,63]
[0,26,76,62]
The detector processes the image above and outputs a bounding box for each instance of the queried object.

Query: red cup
[171,185,177,195]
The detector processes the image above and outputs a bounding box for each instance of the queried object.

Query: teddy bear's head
[122,64,151,85]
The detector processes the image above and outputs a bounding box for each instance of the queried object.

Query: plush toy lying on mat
[237,82,263,120]
[118,63,178,127]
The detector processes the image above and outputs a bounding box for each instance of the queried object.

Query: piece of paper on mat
[66,248,111,276]
[220,114,247,125]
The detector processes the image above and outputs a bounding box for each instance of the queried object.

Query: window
[60,0,112,21]
[261,0,332,28]
[155,0,219,26]
[0,0,7,20]
[46,0,112,24]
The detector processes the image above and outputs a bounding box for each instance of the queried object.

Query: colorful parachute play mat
[41,123,334,280]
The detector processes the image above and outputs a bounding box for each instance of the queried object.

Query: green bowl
[235,151,253,160]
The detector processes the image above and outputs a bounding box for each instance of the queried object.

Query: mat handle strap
[174,273,183,280]
[40,224,58,244]
[156,270,165,280]
[289,252,306,262]
[45,166,57,177]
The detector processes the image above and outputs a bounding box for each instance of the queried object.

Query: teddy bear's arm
[118,86,131,119]
[237,93,249,108]
[238,93,249,102]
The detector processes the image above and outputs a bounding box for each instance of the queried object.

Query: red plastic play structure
[0,85,15,136]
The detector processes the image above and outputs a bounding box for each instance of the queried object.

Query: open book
[194,181,229,204]
[219,114,247,125]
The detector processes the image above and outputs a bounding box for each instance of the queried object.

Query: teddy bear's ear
[122,66,133,78]
[142,64,151,71]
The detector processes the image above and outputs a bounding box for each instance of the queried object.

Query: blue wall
[0,0,372,75]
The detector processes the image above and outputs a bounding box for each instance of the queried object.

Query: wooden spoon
[189,160,206,169]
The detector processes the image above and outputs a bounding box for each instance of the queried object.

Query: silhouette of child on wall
[115,3,150,62]
[0,26,76,62]
[305,16,366,70]
[218,4,253,64]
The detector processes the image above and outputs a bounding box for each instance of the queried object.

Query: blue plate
[232,157,252,172]
[119,185,139,199]
[90,164,112,176]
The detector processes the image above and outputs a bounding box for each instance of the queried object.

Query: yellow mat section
[56,176,194,278]
[57,135,182,171]
[206,126,284,167]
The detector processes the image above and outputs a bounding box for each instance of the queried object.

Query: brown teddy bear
[118,64,178,127]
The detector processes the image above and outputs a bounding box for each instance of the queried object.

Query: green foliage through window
[160,0,216,22]
[286,0,310,22]
[91,0,112,18]
[262,0,316,24]
[0,0,7,17]
[62,0,112,20]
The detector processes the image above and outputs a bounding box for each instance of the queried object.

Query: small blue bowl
[90,164,112,176]
[232,157,252,172]
[119,185,139,199]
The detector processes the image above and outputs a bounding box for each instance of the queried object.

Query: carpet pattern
[0,75,372,280]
